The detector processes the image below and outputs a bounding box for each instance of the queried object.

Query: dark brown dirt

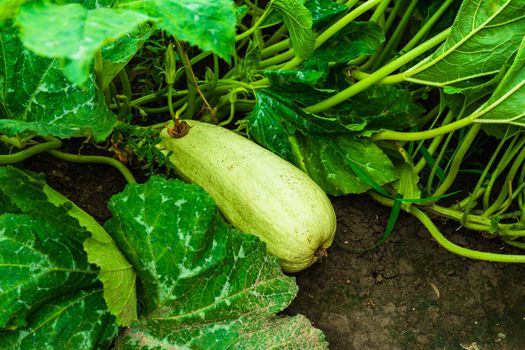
[24,153,525,350]
[285,195,525,350]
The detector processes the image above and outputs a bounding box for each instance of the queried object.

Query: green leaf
[101,23,152,88]
[0,29,116,141]
[15,2,151,85]
[0,0,28,22]
[407,0,525,87]
[105,176,297,315]
[116,314,327,349]
[297,133,398,194]
[247,90,397,194]
[272,0,315,59]
[329,84,424,134]
[0,213,97,330]
[262,68,325,87]
[0,288,118,349]
[305,0,347,27]
[394,162,421,200]
[235,38,263,81]
[475,36,525,130]
[0,166,138,327]
[247,90,343,164]
[305,21,385,68]
[118,0,237,61]
[105,177,326,347]
[235,4,250,22]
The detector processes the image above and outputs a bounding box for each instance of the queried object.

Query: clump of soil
[25,153,525,349]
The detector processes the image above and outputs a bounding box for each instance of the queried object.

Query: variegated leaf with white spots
[0,166,138,327]
[1,288,118,349]
[0,214,98,330]
[106,177,327,348]
[0,28,116,141]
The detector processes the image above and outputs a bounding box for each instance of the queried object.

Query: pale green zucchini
[157,120,336,272]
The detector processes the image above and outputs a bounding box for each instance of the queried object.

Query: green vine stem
[409,205,525,262]
[370,192,525,261]
[381,0,403,35]
[414,110,454,174]
[261,39,290,59]
[398,0,455,55]
[258,0,384,70]
[343,0,359,7]
[484,142,525,218]
[235,5,273,42]
[47,150,137,184]
[482,135,524,210]
[425,128,455,195]
[264,25,288,47]
[130,87,169,107]
[118,68,132,102]
[175,40,197,118]
[95,50,111,105]
[167,85,177,120]
[431,124,481,198]
[369,0,391,25]
[305,28,451,114]
[0,138,62,164]
[371,0,419,71]
[454,136,507,218]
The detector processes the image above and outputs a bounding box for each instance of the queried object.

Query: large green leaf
[297,133,399,194]
[305,0,347,28]
[105,177,327,348]
[0,0,28,21]
[328,84,424,134]
[0,166,138,326]
[1,288,118,349]
[15,2,151,84]
[101,23,153,88]
[407,0,525,87]
[475,36,525,125]
[247,90,397,194]
[0,29,116,141]
[118,0,236,61]
[0,213,97,330]
[305,21,385,68]
[262,68,326,87]
[116,314,327,349]
[247,90,343,164]
[272,0,315,59]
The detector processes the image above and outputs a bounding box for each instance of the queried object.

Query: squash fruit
[157,120,336,272]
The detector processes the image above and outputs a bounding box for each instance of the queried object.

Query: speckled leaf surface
[106,177,327,348]
[0,29,116,141]
[247,90,397,195]
[305,0,347,27]
[118,0,236,60]
[1,288,118,349]
[116,314,327,349]
[0,214,97,330]
[407,0,525,87]
[16,1,151,84]
[0,166,138,327]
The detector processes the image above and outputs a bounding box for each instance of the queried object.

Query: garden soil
[26,152,525,350]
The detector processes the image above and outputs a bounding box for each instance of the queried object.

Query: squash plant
[1,0,525,348]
